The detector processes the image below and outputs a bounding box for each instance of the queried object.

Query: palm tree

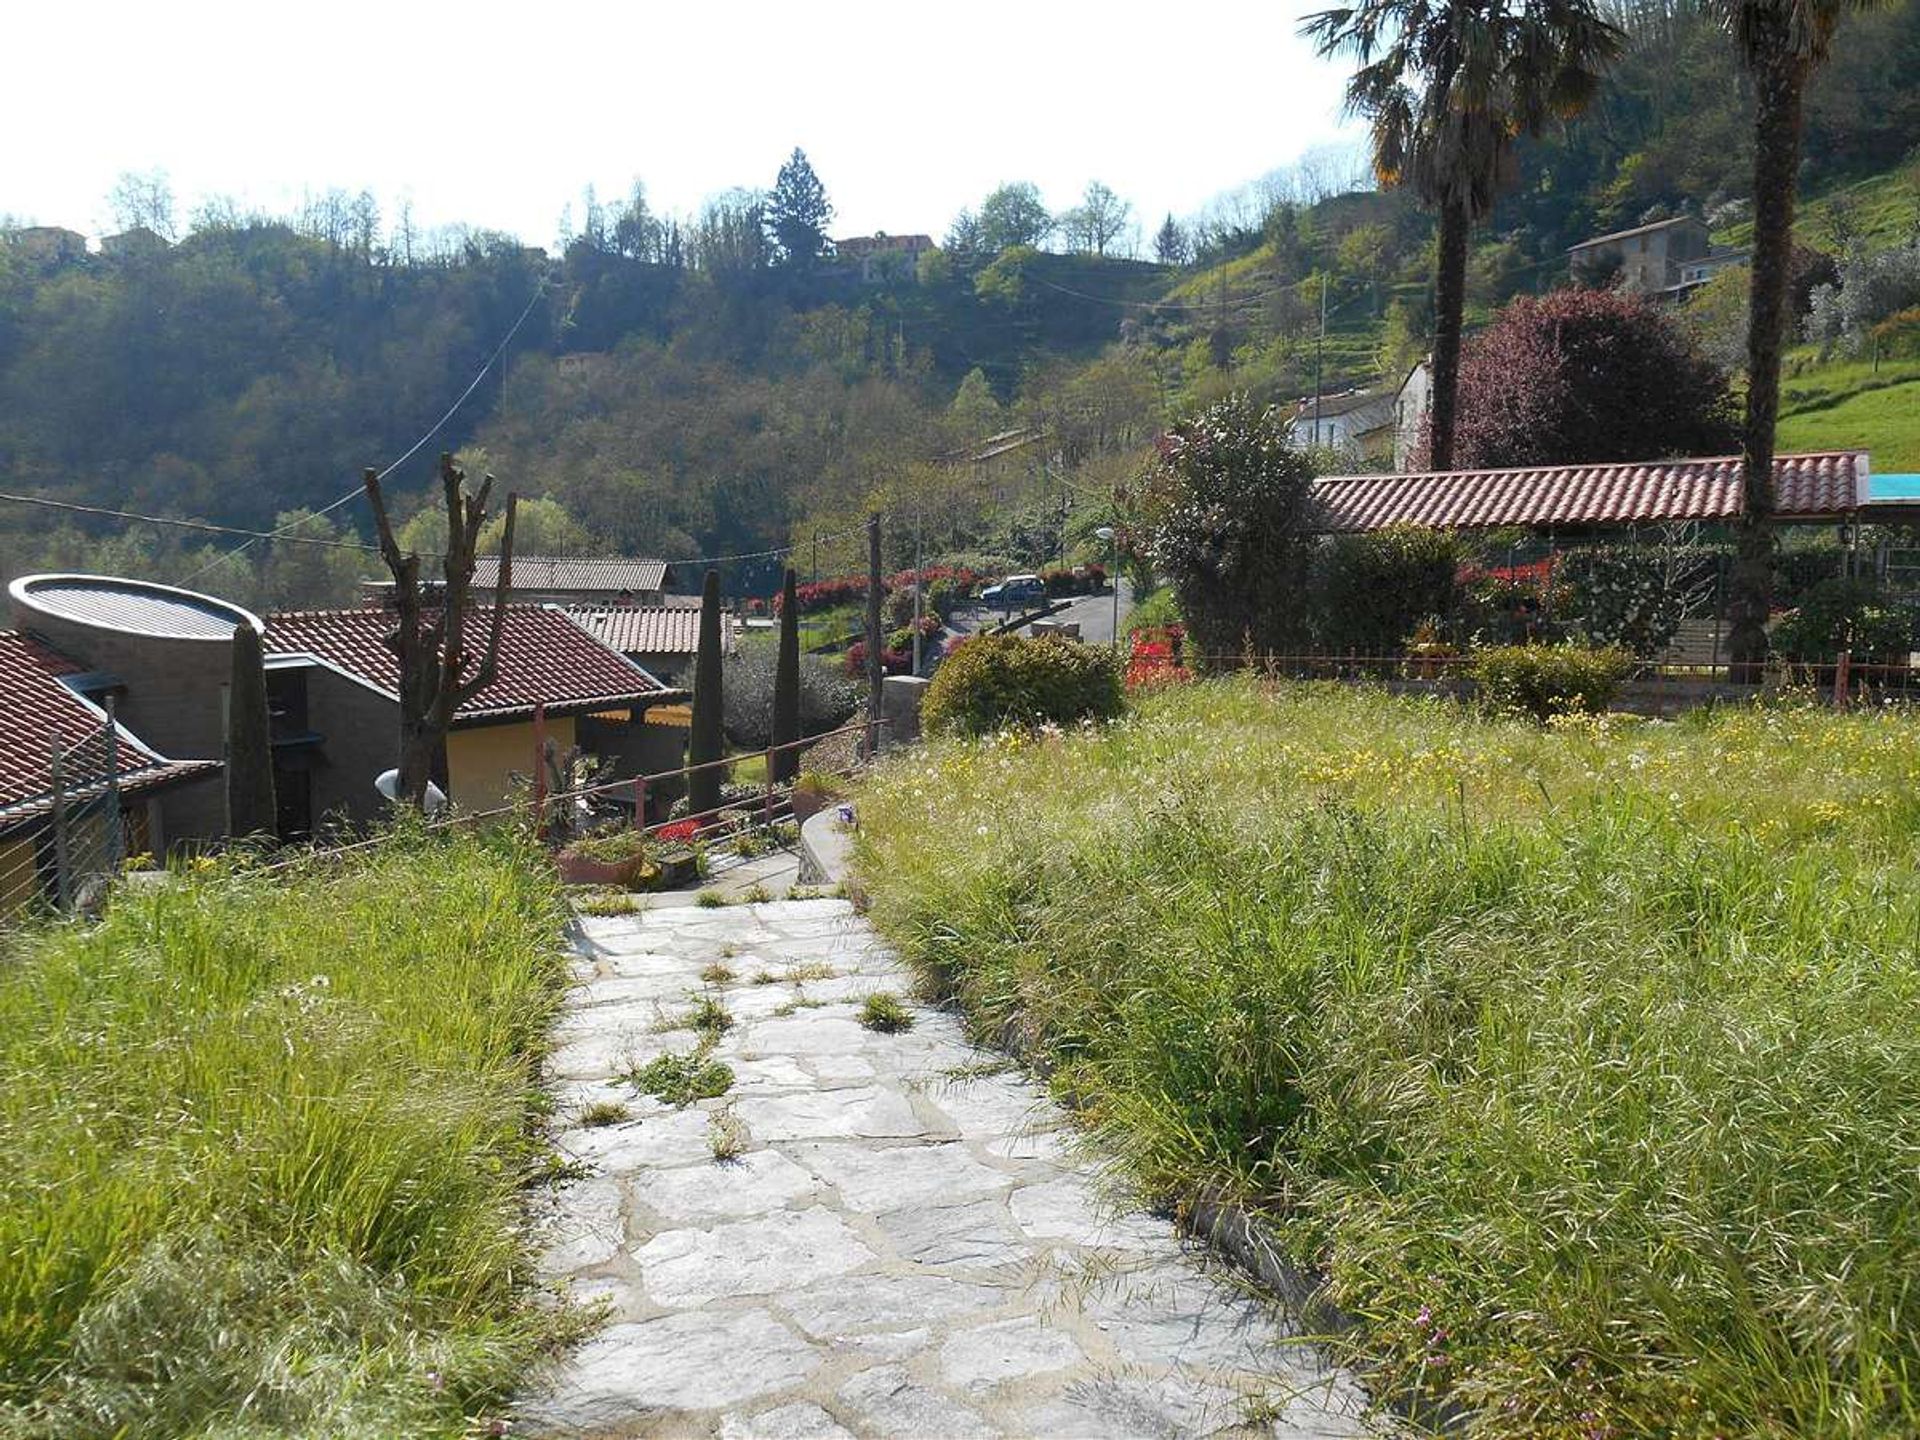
[1715,0,1883,673]
[1304,0,1622,472]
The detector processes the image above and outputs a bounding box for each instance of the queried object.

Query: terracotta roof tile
[564,606,735,656]
[0,631,217,825]
[265,605,676,723]
[472,555,671,593]
[1311,452,1868,532]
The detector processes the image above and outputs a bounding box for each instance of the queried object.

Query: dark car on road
[980,574,1045,611]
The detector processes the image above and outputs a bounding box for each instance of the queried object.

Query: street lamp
[1094,526,1120,651]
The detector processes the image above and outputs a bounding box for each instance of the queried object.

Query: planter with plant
[555,826,658,890]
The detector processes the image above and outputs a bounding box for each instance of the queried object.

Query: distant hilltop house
[834,232,934,283]
[0,576,688,903]
[1290,388,1399,465]
[99,226,170,259]
[3,226,87,270]
[365,555,680,609]
[1567,216,1747,298]
[564,605,735,686]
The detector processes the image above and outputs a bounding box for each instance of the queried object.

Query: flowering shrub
[1556,548,1685,656]
[654,819,701,846]
[1125,626,1194,691]
[772,566,985,616]
[844,639,912,676]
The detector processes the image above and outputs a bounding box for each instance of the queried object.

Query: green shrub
[1143,393,1319,662]
[1470,642,1633,719]
[1555,546,1685,655]
[921,635,1123,736]
[567,826,649,864]
[1771,577,1914,662]
[1125,585,1184,636]
[1315,525,1461,652]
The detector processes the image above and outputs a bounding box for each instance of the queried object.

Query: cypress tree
[771,567,801,785]
[687,568,725,820]
[225,622,277,839]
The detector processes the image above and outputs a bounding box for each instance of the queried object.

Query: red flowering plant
[1124,625,1194,692]
[653,819,702,846]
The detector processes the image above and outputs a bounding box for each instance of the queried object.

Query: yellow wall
[447,716,575,814]
[0,836,38,917]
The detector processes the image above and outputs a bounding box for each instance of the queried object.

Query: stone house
[1567,216,1746,297]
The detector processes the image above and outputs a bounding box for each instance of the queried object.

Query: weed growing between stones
[858,993,914,1033]
[699,962,736,984]
[696,889,728,908]
[577,1100,630,1128]
[708,1110,747,1162]
[625,1052,734,1107]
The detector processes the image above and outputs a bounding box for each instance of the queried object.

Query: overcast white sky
[8,1,1360,250]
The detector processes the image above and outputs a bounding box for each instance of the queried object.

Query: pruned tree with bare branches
[364,451,518,809]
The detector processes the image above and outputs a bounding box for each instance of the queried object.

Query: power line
[177,271,554,585]
[0,491,387,553]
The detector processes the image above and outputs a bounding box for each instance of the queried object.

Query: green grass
[1715,163,1920,256]
[625,1052,733,1107]
[0,827,574,1437]
[1777,354,1920,471]
[855,681,1920,1438]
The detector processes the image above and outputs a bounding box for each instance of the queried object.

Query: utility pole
[911,513,925,676]
[1312,272,1327,447]
[865,513,884,756]
[812,532,820,587]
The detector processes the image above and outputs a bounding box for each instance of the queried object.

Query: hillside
[1,0,1917,605]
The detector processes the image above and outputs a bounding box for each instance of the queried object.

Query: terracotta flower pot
[555,849,650,889]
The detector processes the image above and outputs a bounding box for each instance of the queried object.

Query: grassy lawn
[0,828,573,1437]
[1777,355,1920,471]
[856,682,1920,1437]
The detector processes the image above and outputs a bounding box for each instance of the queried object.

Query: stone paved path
[517,897,1379,1439]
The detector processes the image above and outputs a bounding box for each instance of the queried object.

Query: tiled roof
[265,605,678,723]
[471,555,671,594]
[565,606,735,656]
[1567,215,1699,251]
[0,631,217,826]
[1311,452,1869,533]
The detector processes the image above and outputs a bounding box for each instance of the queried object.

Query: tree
[1304,0,1623,471]
[225,622,276,838]
[1144,393,1320,662]
[109,169,176,240]
[1154,213,1191,266]
[976,183,1053,254]
[364,451,519,809]
[1447,289,1739,469]
[254,509,370,611]
[1713,0,1886,671]
[480,494,590,555]
[1060,181,1131,257]
[771,568,801,784]
[766,148,834,269]
[687,569,725,820]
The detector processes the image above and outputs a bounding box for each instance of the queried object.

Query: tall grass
[0,827,572,1438]
[856,682,1920,1437]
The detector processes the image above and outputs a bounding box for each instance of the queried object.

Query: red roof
[564,606,733,657]
[0,631,216,826]
[1312,452,1868,532]
[265,605,679,724]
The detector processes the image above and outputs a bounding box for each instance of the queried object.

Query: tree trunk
[687,569,725,820]
[225,622,278,839]
[1727,50,1806,678]
[1428,195,1472,473]
[771,568,801,785]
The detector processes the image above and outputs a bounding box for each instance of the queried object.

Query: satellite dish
[376,768,449,815]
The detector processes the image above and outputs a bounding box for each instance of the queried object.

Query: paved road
[951,582,1134,650]
[519,896,1377,1438]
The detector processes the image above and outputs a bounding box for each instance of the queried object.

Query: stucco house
[1567,216,1746,297]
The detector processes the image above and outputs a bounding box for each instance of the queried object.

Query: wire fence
[0,708,146,926]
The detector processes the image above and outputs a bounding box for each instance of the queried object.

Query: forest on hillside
[1,0,1916,606]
